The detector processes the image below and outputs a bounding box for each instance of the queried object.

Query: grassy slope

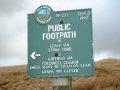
[73,58,120,90]
[0,58,120,90]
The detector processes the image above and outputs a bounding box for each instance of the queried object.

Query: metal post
[52,77,72,90]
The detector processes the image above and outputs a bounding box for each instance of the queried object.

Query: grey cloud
[0,0,28,66]
[0,0,28,15]
[0,11,27,61]
[0,0,120,66]
[93,1,120,55]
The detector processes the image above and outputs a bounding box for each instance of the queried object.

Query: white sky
[0,0,120,66]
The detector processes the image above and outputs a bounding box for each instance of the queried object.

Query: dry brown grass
[73,77,120,90]
[72,58,120,90]
[0,65,52,90]
[0,58,120,90]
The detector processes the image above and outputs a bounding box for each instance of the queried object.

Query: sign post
[28,5,94,90]
[52,77,71,90]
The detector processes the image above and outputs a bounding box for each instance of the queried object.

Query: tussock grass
[73,77,120,90]
[0,58,120,90]
[72,58,120,90]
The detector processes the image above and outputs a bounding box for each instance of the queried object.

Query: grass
[73,77,120,90]
[72,58,120,90]
[0,58,120,90]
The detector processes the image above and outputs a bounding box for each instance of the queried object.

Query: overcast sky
[0,0,120,66]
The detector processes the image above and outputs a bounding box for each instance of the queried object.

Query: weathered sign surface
[28,5,94,78]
